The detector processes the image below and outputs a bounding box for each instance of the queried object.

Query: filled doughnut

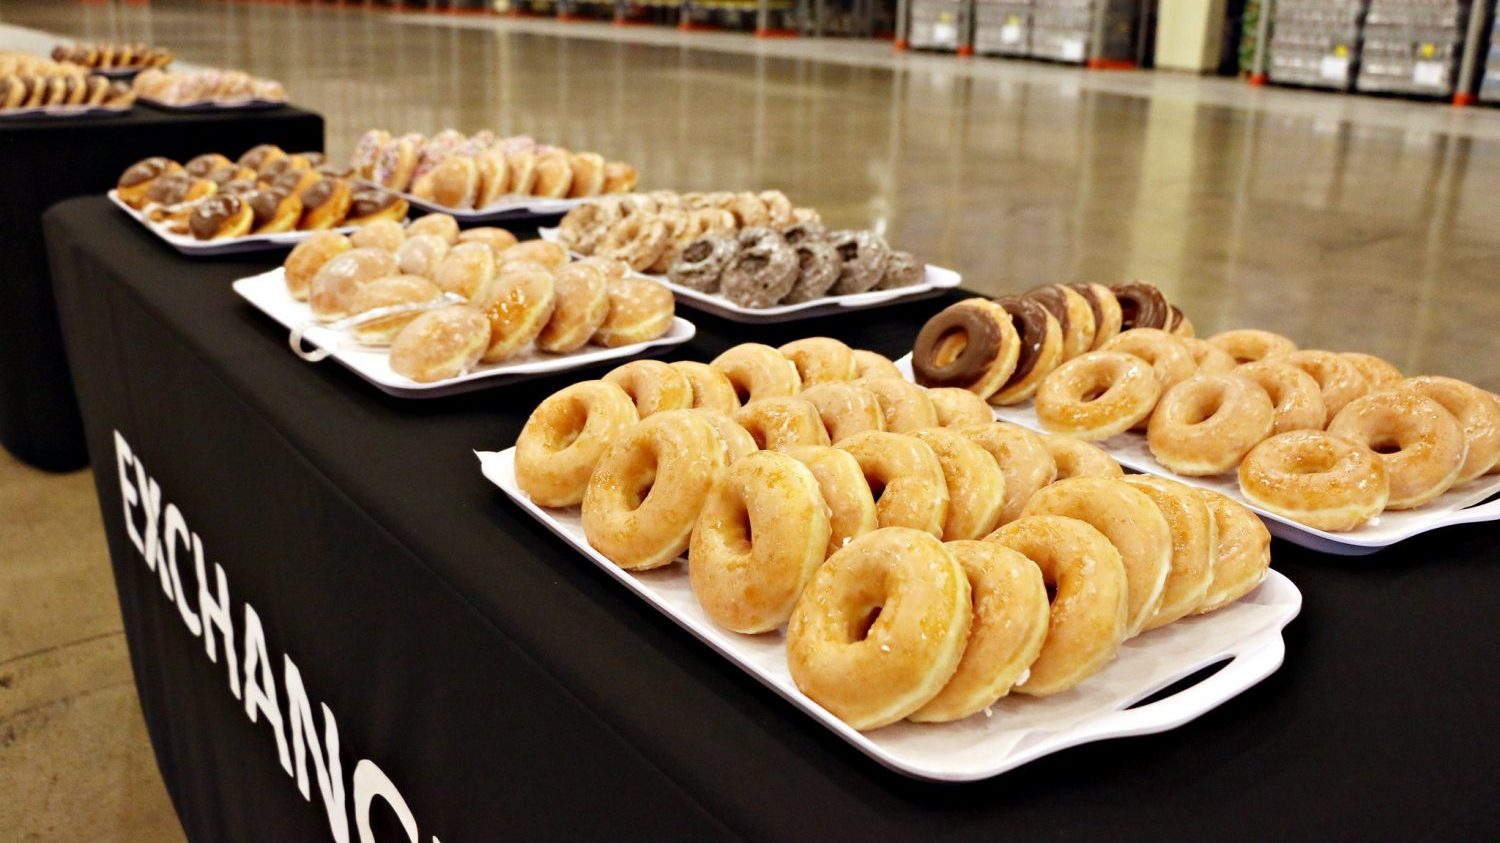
[460,223,521,254]
[990,296,1064,405]
[534,262,609,353]
[1041,435,1123,480]
[1025,284,1096,360]
[836,432,948,538]
[516,380,640,507]
[911,299,1020,400]
[1110,282,1171,330]
[593,278,676,347]
[852,349,904,381]
[284,231,351,301]
[344,188,408,227]
[1121,475,1214,630]
[856,377,937,433]
[1397,376,1500,483]
[670,361,741,414]
[433,241,499,301]
[782,446,879,558]
[188,194,253,241]
[1238,431,1388,531]
[406,212,460,244]
[1342,352,1404,390]
[735,397,831,450]
[603,360,693,418]
[927,388,993,429]
[798,382,885,444]
[1326,390,1466,510]
[473,265,556,363]
[249,188,304,235]
[711,343,801,403]
[911,428,1007,541]
[388,305,490,384]
[1207,329,1297,364]
[1194,490,1270,614]
[961,423,1057,527]
[349,218,404,252]
[1071,283,1122,350]
[1034,351,1162,440]
[1272,350,1371,419]
[779,337,857,386]
[309,248,398,322]
[1233,360,1327,434]
[346,275,443,344]
[500,240,569,272]
[1147,374,1276,476]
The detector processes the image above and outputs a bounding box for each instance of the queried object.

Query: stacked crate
[973,0,1033,55]
[1269,0,1368,88]
[1356,0,1472,95]
[1027,0,1095,61]
[909,0,972,50]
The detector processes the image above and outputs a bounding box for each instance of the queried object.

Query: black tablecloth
[1,104,323,471]
[45,196,1500,841]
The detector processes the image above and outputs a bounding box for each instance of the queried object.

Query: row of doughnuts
[350,128,639,209]
[132,68,286,106]
[0,51,89,77]
[281,213,676,383]
[0,74,132,111]
[52,42,172,71]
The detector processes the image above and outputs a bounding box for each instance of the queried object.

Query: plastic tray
[478,447,1302,782]
[0,101,129,119]
[234,268,695,398]
[109,190,364,256]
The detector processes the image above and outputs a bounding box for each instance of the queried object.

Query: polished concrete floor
[2,0,1500,837]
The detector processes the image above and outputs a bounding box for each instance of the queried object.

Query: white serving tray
[361,182,587,223]
[234,268,695,398]
[139,96,284,112]
[0,101,129,119]
[478,447,1302,782]
[539,227,963,323]
[892,354,1500,555]
[109,190,362,256]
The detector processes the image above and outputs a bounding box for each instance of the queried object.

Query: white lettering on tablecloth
[113,430,440,843]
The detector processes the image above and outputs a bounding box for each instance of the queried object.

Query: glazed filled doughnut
[1042,435,1123,480]
[349,218,404,252]
[1101,328,1196,392]
[1180,337,1237,375]
[406,212,460,244]
[1147,374,1275,476]
[534,262,609,353]
[309,248,398,322]
[474,265,556,363]
[670,361,741,414]
[1071,283,1123,350]
[1342,352,1404,390]
[990,296,1064,405]
[782,446,879,558]
[836,432,949,538]
[433,241,499,301]
[346,275,443,344]
[1233,360,1327,434]
[711,343,801,403]
[1272,350,1370,419]
[388,305,490,384]
[593,278,676,347]
[856,377,937,433]
[603,360,693,418]
[1022,478,1173,637]
[1238,431,1388,531]
[911,428,1007,541]
[458,227,521,255]
[927,387,994,429]
[1194,490,1270,614]
[689,451,831,633]
[499,240,569,271]
[1025,284,1096,360]
[735,397,831,450]
[798,382,885,444]
[694,411,759,463]
[1397,376,1500,483]
[1033,351,1161,440]
[567,151,606,198]
[1326,390,1466,510]
[1207,329,1297,365]
[984,515,1127,696]
[392,234,448,280]
[516,380,640,507]
[961,422,1057,527]
[911,299,1020,400]
[779,337,857,386]
[786,528,971,730]
[852,349,904,381]
[1121,475,1214,630]
[908,540,1048,722]
[283,231,351,301]
[1109,282,1171,330]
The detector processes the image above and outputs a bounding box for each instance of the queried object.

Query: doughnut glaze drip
[1111,282,1170,329]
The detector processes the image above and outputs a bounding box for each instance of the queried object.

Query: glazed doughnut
[990,296,1064,405]
[1022,478,1173,637]
[786,528,971,730]
[603,360,693,418]
[1101,329,1196,392]
[1071,283,1123,350]
[1194,490,1271,614]
[912,299,1020,400]
[724,192,769,228]
[927,388,993,428]
[783,240,843,304]
[911,428,1007,541]
[283,231,351,301]
[961,423,1057,527]
[593,278,676,347]
[1167,306,1195,338]
[908,540,1048,722]
[779,337,857,386]
[856,377,937,433]
[1238,431,1389,531]
[722,229,799,309]
[689,451,830,633]
[1326,391,1466,510]
[582,410,728,570]
[505,149,538,196]
[1025,284,1096,361]
[1207,329,1296,365]
[798,382,885,443]
[667,235,737,292]
[536,262,609,353]
[499,240,569,271]
[984,515,1127,696]
[1397,376,1500,483]
[405,213,460,244]
[1147,374,1275,476]
[601,215,668,273]
[346,275,443,344]
[828,231,890,296]
[433,242,499,301]
[1110,282,1171,330]
[710,343,801,403]
[670,361,741,414]
[1180,337,1237,375]
[758,190,796,229]
[735,397,831,450]
[393,234,449,280]
[685,411,755,464]
[515,380,639,507]
[473,265,556,363]
[1343,352,1404,390]
[474,148,511,208]
[309,248,398,322]
[428,155,480,209]
[1042,435,1123,480]
[388,305,491,384]
[349,218,405,252]
[1121,475,1214,630]
[1033,351,1161,440]
[783,445,879,558]
[647,208,705,275]
[457,226,520,255]
[566,151,606,198]
[1273,350,1370,419]
[602,160,638,194]
[836,432,949,538]
[1234,360,1327,434]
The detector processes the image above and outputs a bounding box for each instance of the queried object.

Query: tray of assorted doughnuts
[542,191,961,322]
[903,283,1500,555]
[234,213,692,397]
[478,339,1302,780]
[133,68,288,112]
[0,54,135,118]
[52,42,172,79]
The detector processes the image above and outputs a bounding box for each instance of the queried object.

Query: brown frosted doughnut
[735,397,831,450]
[1272,350,1371,419]
[912,428,1007,541]
[1327,390,1467,510]
[670,361,741,414]
[1147,374,1276,476]
[1121,475,1214,630]
[927,387,994,429]
[876,250,924,291]
[1110,282,1171,330]
[911,299,1020,400]
[837,431,949,538]
[1235,360,1327,434]
[779,337,858,385]
[1239,431,1388,531]
[783,445,879,557]
[1208,329,1296,365]
[603,360,694,418]
[711,342,801,404]
[961,422,1057,527]
[990,296,1064,406]
[1025,283,1096,361]
[1167,305,1195,338]
[799,382,885,444]
[1397,375,1500,483]
[1072,283,1123,350]
[1034,351,1161,441]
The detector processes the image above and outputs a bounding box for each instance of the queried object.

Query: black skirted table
[44,196,1500,841]
[0,103,323,472]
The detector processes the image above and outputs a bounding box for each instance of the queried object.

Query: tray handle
[1428,497,1500,530]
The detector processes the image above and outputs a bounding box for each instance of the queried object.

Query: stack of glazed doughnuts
[0,74,132,112]
[52,42,173,71]
[350,128,639,209]
[115,145,408,241]
[132,68,286,106]
[512,337,1271,730]
[281,212,677,383]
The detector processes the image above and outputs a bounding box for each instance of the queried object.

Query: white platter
[235,269,695,398]
[109,190,363,256]
[139,96,285,112]
[363,183,587,223]
[892,354,1500,555]
[479,447,1302,782]
[539,227,963,323]
[0,101,129,119]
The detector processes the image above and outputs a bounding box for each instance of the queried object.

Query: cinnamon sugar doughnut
[593,278,675,347]
[783,445,879,558]
[1121,475,1214,630]
[1042,435,1123,480]
[799,382,885,443]
[1234,360,1327,434]
[711,343,801,403]
[516,380,639,506]
[670,361,741,414]
[912,299,1020,400]
[912,428,1007,541]
[1327,390,1467,510]
[735,398,831,450]
[837,431,949,538]
[1207,329,1297,365]
[1034,351,1162,440]
[603,360,693,417]
[852,349,904,381]
[990,296,1064,405]
[1397,375,1500,483]
[1101,328,1196,391]
[1072,283,1122,350]
[1180,337,1237,375]
[388,305,490,384]
[536,262,609,354]
[1194,491,1270,614]
[927,388,993,429]
[1342,352,1403,390]
[856,377,937,433]
[961,423,1057,527]
[1147,374,1275,476]
[1025,284,1096,361]
[1239,431,1389,531]
[473,265,555,363]
[779,337,857,386]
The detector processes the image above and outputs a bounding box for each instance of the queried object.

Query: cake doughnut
[667,235,737,292]
[499,240,569,271]
[601,215,668,273]
[689,451,831,633]
[1208,329,1297,365]
[283,231,351,301]
[1180,337,1237,375]
[1238,431,1388,531]
[1022,478,1173,637]
[1343,352,1404,390]
[856,377,938,433]
[1025,284,1096,361]
[558,201,620,255]
[1072,283,1123,350]
[1272,350,1371,419]
[1194,491,1270,614]
[798,383,885,443]
[908,540,1048,722]
[721,230,799,309]
[515,380,639,506]
[1101,329,1196,391]
[1326,391,1467,510]
[927,388,993,428]
[990,296,1064,405]
[711,343,801,403]
[782,446,879,558]
[1234,360,1327,434]
[670,361,741,414]
[912,299,1020,400]
[876,251,923,291]
[394,234,449,280]
[593,278,675,347]
[735,398,831,450]
[1147,374,1275,476]
[1121,475,1214,630]
[582,410,728,570]
[783,240,843,304]
[1109,282,1171,330]
[828,231,890,295]
[349,218,405,252]
[694,411,759,464]
[984,515,1127,696]
[473,265,556,363]
[458,226,520,255]
[346,275,443,345]
[388,305,490,384]
[1042,435,1123,480]
[603,360,693,418]
[852,349,904,381]
[433,242,499,301]
[962,423,1057,527]
[1397,376,1500,483]
[536,262,610,353]
[836,432,949,538]
[786,528,971,730]
[309,248,398,322]
[406,212,460,244]
[779,337,857,386]
[911,428,1007,541]
[1033,351,1162,440]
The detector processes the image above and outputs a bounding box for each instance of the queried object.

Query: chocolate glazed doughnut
[912,299,1019,400]
[990,296,1065,406]
[1026,283,1095,360]
[1111,282,1171,331]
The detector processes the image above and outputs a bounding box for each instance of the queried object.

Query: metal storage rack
[1267,0,1368,88]
[973,0,1033,54]
[908,0,973,50]
[1356,0,1472,94]
[1481,8,1500,100]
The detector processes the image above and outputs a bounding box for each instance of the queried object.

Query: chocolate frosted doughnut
[720,231,798,309]
[120,157,175,188]
[1071,284,1104,332]
[782,220,827,246]
[144,171,194,205]
[1110,282,1170,330]
[994,296,1053,389]
[877,251,923,290]
[829,230,890,295]
[782,240,843,304]
[1023,285,1071,335]
[189,194,245,241]
[914,304,1003,389]
[668,234,738,292]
